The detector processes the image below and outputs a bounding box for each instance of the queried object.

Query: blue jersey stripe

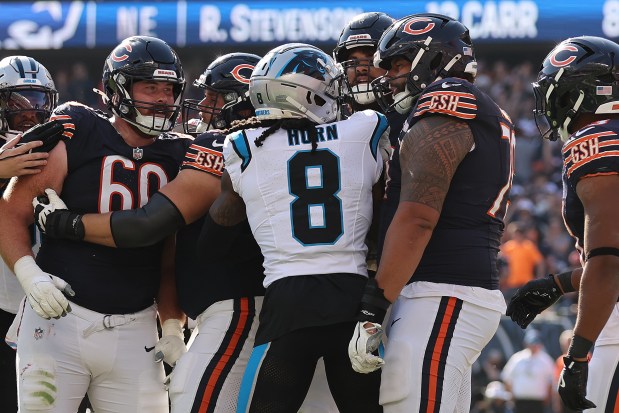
[230,130,252,171]
[370,112,389,160]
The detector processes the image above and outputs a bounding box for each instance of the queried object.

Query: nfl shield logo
[133,148,144,160]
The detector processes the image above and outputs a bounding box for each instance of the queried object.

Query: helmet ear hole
[430,53,443,71]
[314,95,326,107]
[558,90,572,108]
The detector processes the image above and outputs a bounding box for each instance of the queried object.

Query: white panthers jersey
[224,110,389,287]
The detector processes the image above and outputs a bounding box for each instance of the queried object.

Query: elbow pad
[110,192,185,248]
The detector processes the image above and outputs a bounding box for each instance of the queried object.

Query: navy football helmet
[0,56,57,138]
[333,12,395,106]
[182,53,259,134]
[372,13,477,114]
[533,36,619,141]
[102,36,185,135]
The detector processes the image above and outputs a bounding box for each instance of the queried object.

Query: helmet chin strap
[194,120,209,133]
[285,96,328,124]
[558,90,584,141]
[352,84,376,105]
[393,85,414,114]
[124,113,172,136]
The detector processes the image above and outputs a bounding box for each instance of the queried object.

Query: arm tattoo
[399,116,474,212]
[209,171,247,226]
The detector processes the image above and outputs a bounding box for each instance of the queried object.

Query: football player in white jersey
[200,43,390,413]
[0,55,57,411]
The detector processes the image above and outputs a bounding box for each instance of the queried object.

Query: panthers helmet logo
[278,50,329,80]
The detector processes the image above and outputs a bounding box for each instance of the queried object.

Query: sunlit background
[2,1,614,411]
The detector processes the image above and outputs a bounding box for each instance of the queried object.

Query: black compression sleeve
[110,192,186,248]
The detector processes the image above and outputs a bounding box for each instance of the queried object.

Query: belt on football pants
[82,314,138,338]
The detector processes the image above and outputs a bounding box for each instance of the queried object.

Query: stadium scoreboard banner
[0,0,617,50]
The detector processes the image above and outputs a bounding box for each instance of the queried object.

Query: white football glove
[154,319,187,366]
[14,256,74,319]
[32,188,68,233]
[348,321,385,374]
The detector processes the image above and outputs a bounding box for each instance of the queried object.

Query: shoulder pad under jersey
[413,78,478,121]
[563,120,619,183]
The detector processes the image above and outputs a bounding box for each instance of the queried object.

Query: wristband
[358,278,391,324]
[567,334,594,359]
[46,211,85,242]
[161,319,184,339]
[556,271,576,293]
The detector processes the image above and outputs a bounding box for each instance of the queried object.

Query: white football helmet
[0,56,58,138]
[250,43,343,124]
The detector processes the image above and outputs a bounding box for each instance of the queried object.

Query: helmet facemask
[108,71,183,136]
[251,44,343,124]
[534,36,619,141]
[1,88,56,134]
[102,36,186,136]
[373,14,478,114]
[0,55,58,137]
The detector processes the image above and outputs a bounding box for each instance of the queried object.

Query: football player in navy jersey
[505,36,619,412]
[0,36,190,413]
[32,52,339,413]
[333,12,407,272]
[334,12,394,114]
[348,14,514,413]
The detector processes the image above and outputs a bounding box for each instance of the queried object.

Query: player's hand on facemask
[506,274,563,328]
[348,321,384,373]
[154,319,187,367]
[32,188,84,241]
[14,256,75,319]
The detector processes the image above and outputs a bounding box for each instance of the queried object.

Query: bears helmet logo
[230,64,254,85]
[402,17,436,36]
[549,45,579,68]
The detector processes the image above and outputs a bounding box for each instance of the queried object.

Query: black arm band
[556,270,576,293]
[357,278,391,324]
[585,247,619,261]
[110,192,186,248]
[567,334,594,359]
[197,213,245,259]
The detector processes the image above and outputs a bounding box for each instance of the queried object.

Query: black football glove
[506,275,562,328]
[33,189,84,242]
[18,120,64,153]
[558,356,597,411]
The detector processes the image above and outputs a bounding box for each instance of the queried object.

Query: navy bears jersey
[176,131,265,319]
[404,78,515,289]
[562,119,619,255]
[383,111,408,204]
[36,102,191,314]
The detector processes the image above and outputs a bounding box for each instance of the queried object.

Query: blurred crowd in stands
[52,57,579,413]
